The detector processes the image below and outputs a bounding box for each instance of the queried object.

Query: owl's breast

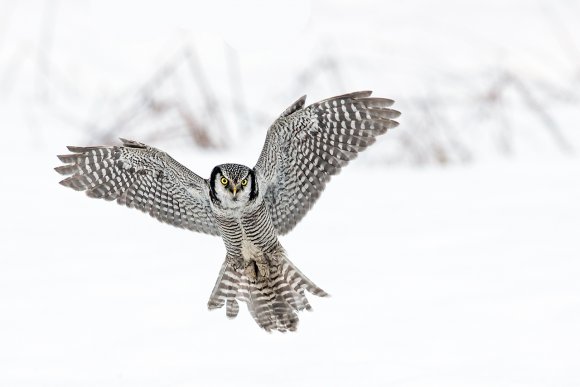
[239,202,279,257]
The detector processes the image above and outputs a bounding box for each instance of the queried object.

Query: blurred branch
[18,29,577,165]
[508,73,574,153]
[183,47,228,141]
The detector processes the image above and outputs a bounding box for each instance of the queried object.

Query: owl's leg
[254,248,271,280]
[244,254,270,282]
[241,238,270,282]
[243,261,257,281]
[228,254,244,271]
[255,260,270,280]
[243,258,269,282]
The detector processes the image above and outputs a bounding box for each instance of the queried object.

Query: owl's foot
[243,262,256,281]
[256,261,270,279]
[243,260,270,282]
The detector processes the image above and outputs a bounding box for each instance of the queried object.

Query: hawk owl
[55,91,400,332]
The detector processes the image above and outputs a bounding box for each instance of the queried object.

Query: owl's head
[209,164,258,208]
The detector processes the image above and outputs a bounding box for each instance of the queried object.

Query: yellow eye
[241,179,248,187]
[220,177,228,186]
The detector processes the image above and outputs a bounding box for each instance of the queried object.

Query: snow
[1,0,580,386]
[1,146,578,386]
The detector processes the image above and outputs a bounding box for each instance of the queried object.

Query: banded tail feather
[208,250,327,332]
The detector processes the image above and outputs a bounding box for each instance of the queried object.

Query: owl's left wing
[56,138,220,236]
[254,91,400,235]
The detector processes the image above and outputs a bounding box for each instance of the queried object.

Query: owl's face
[209,164,258,208]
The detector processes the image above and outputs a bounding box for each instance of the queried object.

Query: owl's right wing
[56,138,220,236]
[254,91,400,235]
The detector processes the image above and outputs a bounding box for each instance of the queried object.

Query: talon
[244,262,257,282]
[230,257,244,271]
[256,262,269,279]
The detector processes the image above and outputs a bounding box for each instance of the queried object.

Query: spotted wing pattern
[55,138,219,236]
[254,91,400,235]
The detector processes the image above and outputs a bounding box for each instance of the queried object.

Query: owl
[56,91,400,332]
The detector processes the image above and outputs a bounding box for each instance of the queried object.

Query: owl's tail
[207,250,328,332]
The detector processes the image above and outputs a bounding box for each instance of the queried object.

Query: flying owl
[55,91,400,332]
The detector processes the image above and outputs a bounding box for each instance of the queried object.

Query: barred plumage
[255,91,399,235]
[207,200,327,331]
[56,91,399,332]
[56,139,219,235]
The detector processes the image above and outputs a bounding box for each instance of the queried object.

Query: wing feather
[255,91,400,235]
[56,138,220,236]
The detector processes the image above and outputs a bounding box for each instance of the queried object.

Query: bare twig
[184,47,228,141]
[509,73,574,153]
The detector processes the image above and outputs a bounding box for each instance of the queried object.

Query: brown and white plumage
[56,91,400,332]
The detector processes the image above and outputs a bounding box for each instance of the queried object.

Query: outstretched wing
[254,91,400,235]
[56,138,220,236]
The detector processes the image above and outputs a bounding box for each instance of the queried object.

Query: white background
[1,1,579,386]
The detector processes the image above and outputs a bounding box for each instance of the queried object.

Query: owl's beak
[231,185,238,196]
